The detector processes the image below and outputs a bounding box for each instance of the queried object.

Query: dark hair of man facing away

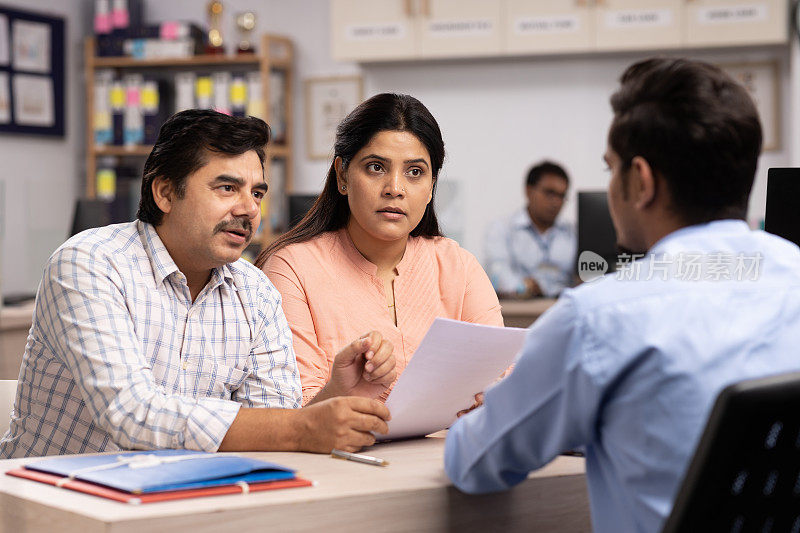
[608,58,762,225]
[526,160,569,187]
[137,109,271,226]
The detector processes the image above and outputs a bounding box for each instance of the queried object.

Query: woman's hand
[456,392,484,418]
[308,331,396,404]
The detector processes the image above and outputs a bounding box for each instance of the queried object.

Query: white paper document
[382,318,528,440]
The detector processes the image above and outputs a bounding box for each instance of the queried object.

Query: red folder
[6,467,312,504]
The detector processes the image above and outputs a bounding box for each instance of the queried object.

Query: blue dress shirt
[484,208,576,297]
[446,220,800,533]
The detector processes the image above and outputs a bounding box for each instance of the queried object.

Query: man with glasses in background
[484,161,576,298]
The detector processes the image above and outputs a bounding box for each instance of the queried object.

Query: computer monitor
[577,191,619,273]
[287,194,319,229]
[70,194,137,237]
[70,199,112,236]
[764,168,800,247]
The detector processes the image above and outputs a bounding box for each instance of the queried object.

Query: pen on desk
[331,449,389,467]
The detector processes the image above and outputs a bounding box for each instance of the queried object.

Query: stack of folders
[6,449,312,504]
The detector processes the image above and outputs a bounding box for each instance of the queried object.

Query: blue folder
[26,449,296,494]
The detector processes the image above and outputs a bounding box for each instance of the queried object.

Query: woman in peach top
[256,93,503,405]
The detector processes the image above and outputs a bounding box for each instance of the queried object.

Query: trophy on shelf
[205,0,225,55]
[236,12,256,54]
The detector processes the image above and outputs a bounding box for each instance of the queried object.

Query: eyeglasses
[535,187,567,201]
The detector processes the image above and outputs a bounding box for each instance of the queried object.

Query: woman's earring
[341,185,347,191]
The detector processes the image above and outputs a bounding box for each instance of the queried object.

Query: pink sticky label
[111,9,129,29]
[94,14,112,34]
[161,21,179,40]
[126,88,140,106]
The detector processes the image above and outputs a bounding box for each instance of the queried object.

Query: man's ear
[334,157,347,195]
[524,184,536,203]
[151,177,174,215]
[630,156,657,210]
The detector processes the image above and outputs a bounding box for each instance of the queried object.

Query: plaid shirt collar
[137,220,234,291]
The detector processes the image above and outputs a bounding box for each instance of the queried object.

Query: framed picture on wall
[0,6,65,137]
[305,76,363,160]
[718,60,780,152]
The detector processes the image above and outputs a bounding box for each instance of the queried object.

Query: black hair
[256,93,444,266]
[526,161,570,187]
[609,57,762,224]
[137,109,270,225]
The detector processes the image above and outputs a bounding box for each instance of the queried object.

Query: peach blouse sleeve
[459,248,504,327]
[263,253,329,405]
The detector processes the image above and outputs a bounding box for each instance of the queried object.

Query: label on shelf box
[696,4,767,25]
[604,9,673,29]
[345,23,406,41]
[514,15,581,35]
[427,19,494,38]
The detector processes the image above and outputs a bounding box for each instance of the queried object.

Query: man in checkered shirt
[0,110,395,458]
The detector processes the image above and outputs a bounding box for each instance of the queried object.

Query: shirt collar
[511,208,533,230]
[512,207,566,235]
[649,219,751,255]
[137,220,234,289]
[208,263,235,291]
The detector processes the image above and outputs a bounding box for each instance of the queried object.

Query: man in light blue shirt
[485,161,576,298]
[445,58,800,533]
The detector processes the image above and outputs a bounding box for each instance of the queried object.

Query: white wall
[366,48,791,257]
[0,0,88,298]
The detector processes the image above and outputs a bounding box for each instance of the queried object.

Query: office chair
[662,371,800,533]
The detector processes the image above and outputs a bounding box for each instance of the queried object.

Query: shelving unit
[331,0,789,61]
[83,33,294,249]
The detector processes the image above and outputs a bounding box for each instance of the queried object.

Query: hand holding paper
[381,318,527,440]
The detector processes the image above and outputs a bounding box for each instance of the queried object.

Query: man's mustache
[214,218,253,240]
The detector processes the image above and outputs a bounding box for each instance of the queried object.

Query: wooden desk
[0,302,33,379]
[500,298,557,328]
[0,436,590,532]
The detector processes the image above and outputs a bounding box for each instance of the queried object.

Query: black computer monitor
[577,191,619,273]
[287,194,319,229]
[70,199,112,236]
[70,194,137,237]
[764,168,800,247]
